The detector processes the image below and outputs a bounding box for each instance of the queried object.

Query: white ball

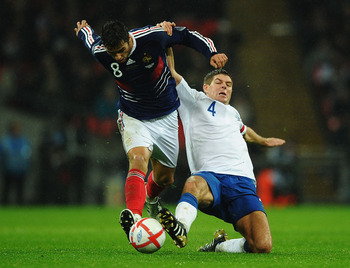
[129,218,166,254]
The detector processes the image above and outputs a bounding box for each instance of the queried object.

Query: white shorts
[117,110,179,168]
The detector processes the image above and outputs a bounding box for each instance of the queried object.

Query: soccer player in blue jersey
[74,19,228,242]
[158,43,285,253]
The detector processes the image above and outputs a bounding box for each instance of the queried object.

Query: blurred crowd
[289,0,350,149]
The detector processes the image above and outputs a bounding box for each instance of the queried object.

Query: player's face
[203,74,233,105]
[106,36,133,63]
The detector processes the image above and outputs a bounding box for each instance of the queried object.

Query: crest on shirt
[143,53,152,63]
[143,53,154,69]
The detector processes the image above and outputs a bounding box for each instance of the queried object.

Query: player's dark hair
[203,69,232,85]
[101,20,129,49]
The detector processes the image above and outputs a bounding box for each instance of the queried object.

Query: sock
[146,171,166,199]
[215,238,246,253]
[175,193,198,233]
[125,169,146,217]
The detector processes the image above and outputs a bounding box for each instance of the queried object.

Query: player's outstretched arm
[165,48,182,86]
[74,20,89,37]
[244,127,286,147]
[160,21,228,68]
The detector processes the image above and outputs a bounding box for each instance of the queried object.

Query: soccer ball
[129,218,166,254]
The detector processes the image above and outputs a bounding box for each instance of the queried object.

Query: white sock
[215,238,246,253]
[134,214,142,221]
[175,201,197,233]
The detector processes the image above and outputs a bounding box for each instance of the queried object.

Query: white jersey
[177,78,255,181]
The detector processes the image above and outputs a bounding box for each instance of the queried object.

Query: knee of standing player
[129,153,148,165]
[155,175,174,187]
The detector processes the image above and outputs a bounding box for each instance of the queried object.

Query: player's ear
[203,84,209,94]
[128,34,132,44]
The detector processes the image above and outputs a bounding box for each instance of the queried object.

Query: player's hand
[264,138,286,147]
[74,20,89,37]
[157,21,176,36]
[210,53,228,69]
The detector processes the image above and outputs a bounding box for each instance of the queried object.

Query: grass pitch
[0,205,349,267]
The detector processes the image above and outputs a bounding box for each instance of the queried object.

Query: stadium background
[0,0,349,206]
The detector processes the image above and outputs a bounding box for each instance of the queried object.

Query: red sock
[125,169,146,216]
[146,171,166,198]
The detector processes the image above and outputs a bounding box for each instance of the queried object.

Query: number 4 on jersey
[207,101,216,116]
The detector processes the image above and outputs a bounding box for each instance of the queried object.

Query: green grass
[0,205,349,267]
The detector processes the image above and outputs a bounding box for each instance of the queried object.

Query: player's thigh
[117,111,153,154]
[146,111,179,168]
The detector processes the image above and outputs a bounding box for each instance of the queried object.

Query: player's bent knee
[253,238,272,253]
[156,176,174,187]
[185,176,208,190]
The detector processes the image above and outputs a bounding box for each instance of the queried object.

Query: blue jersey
[78,25,217,120]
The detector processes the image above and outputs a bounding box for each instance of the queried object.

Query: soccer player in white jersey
[158,44,286,253]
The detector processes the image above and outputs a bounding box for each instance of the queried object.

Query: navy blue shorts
[194,171,265,227]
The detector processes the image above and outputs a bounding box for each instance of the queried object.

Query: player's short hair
[203,69,232,85]
[101,20,129,49]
